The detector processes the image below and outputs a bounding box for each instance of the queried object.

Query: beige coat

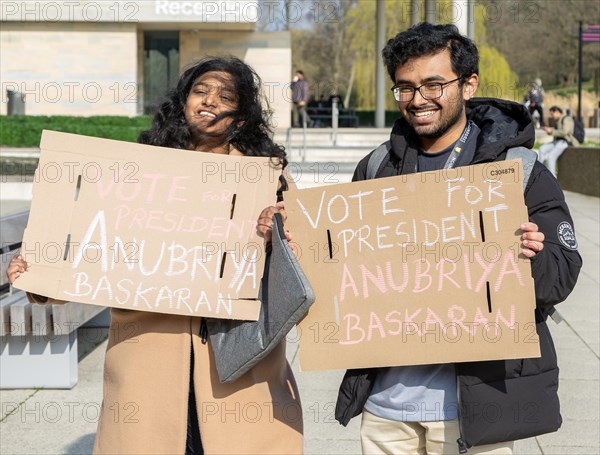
[27,255,303,453]
[92,309,303,454]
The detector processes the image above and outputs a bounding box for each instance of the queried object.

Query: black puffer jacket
[335,98,582,450]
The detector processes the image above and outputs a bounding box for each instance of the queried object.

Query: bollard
[7,90,25,116]
[332,99,339,146]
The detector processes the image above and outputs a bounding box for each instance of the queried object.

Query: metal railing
[286,100,344,163]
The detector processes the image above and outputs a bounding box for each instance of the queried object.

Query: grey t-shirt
[364,364,458,421]
[417,145,453,171]
[364,145,459,423]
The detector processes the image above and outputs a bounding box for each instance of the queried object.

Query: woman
[7,56,303,455]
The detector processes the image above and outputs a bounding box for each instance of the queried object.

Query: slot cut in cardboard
[15,131,282,321]
[286,159,540,371]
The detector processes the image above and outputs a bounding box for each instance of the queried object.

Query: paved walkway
[0,163,598,454]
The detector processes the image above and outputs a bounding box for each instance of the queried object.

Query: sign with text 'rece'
[15,131,281,320]
[286,160,540,371]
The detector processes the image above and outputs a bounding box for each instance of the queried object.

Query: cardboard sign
[286,160,540,371]
[15,131,282,320]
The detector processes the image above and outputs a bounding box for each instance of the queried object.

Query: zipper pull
[457,438,469,454]
[200,318,208,344]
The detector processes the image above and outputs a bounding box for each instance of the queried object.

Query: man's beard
[409,94,465,139]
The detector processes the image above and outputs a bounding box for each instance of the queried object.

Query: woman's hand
[6,254,30,284]
[257,201,288,242]
[521,222,544,258]
[256,202,297,256]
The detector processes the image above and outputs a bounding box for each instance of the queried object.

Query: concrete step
[274,126,600,148]
[286,146,373,163]
[274,128,389,148]
[285,162,355,188]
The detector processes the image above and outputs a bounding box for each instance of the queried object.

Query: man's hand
[6,254,30,284]
[521,222,544,258]
[543,126,553,134]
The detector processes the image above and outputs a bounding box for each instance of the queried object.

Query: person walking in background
[335,23,581,455]
[291,70,312,127]
[525,78,545,127]
[538,105,580,178]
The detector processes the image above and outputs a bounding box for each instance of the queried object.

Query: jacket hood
[466,97,536,161]
[388,97,535,172]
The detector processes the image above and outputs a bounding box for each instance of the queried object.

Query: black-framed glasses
[391,77,463,102]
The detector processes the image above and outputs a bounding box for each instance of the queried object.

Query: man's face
[551,110,561,121]
[394,50,478,150]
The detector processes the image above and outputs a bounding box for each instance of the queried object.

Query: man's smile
[411,108,438,118]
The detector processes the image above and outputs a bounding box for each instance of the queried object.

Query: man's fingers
[521,236,544,257]
[521,229,544,253]
[523,239,544,252]
[518,222,545,257]
[520,222,539,232]
[521,248,536,258]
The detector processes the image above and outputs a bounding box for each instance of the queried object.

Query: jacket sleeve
[524,162,582,310]
[335,368,377,426]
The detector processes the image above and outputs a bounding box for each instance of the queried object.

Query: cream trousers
[361,410,514,455]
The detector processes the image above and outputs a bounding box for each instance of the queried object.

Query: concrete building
[0,0,293,127]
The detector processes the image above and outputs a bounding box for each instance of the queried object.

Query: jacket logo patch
[557,221,577,250]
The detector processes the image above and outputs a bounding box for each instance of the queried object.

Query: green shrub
[0,115,153,147]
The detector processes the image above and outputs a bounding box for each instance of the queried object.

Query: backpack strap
[366,140,392,180]
[506,146,537,192]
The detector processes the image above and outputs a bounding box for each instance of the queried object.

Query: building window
[143,31,180,115]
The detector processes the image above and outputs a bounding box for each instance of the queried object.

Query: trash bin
[7,90,25,116]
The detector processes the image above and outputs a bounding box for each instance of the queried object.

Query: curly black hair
[139,56,287,167]
[382,23,479,83]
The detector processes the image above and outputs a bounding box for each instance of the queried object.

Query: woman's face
[184,71,239,141]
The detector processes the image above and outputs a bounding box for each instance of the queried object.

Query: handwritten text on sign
[16,131,281,320]
[286,160,539,371]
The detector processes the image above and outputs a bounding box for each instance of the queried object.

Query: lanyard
[442,120,480,170]
[414,120,480,173]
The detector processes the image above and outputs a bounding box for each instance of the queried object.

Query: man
[335,23,582,454]
[291,70,311,127]
[538,106,580,178]
[525,78,545,127]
